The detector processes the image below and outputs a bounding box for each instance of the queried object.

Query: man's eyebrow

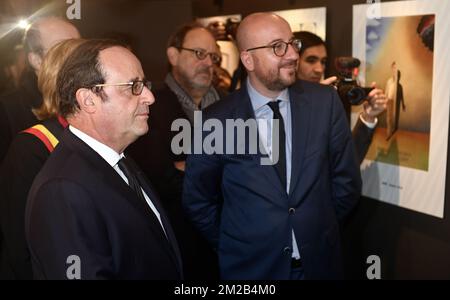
[305,55,320,60]
[128,76,141,82]
[268,36,295,44]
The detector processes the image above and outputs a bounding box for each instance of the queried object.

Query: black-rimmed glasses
[92,79,152,96]
[246,38,302,57]
[178,47,221,64]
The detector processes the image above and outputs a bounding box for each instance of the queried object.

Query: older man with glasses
[126,21,222,280]
[25,39,183,280]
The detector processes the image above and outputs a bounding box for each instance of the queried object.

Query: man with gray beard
[127,22,221,280]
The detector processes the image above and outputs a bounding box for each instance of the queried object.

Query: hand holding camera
[362,82,388,123]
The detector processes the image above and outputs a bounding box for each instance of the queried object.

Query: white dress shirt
[246,80,300,260]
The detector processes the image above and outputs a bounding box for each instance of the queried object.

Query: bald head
[236,12,298,98]
[236,13,291,52]
[25,16,80,73]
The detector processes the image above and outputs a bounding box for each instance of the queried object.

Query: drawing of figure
[385,62,405,140]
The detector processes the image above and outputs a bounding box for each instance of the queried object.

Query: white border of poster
[353,0,450,218]
[273,7,326,41]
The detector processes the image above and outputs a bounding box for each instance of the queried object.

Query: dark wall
[72,0,193,84]
[192,0,450,280]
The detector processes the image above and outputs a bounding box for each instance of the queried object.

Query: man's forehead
[251,20,292,45]
[183,28,217,48]
[100,46,143,78]
[302,45,327,59]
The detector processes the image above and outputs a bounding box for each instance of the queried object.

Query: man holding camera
[294,31,387,163]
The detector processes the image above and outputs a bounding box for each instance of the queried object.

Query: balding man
[0,16,80,161]
[25,39,182,279]
[183,13,361,279]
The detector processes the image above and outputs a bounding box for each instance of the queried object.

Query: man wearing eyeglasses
[25,39,183,279]
[183,13,361,280]
[126,22,221,279]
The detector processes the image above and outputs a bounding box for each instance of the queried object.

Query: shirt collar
[246,78,290,112]
[69,125,124,167]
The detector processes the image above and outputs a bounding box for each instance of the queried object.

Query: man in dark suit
[25,39,182,279]
[0,16,80,162]
[182,13,361,280]
[294,31,387,163]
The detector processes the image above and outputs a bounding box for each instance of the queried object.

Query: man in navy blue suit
[25,39,183,279]
[182,12,361,280]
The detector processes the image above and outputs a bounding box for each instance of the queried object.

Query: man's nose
[285,43,300,60]
[140,86,155,105]
[314,62,325,74]
[202,54,214,66]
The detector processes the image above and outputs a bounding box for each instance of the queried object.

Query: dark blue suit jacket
[182,80,361,279]
[25,130,183,279]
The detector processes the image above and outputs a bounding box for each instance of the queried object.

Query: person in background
[0,38,85,279]
[127,21,221,280]
[0,16,80,162]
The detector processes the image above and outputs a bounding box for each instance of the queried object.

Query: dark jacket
[0,118,65,279]
[25,130,183,279]
[0,71,42,162]
[183,80,362,279]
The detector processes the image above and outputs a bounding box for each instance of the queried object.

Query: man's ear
[240,51,254,72]
[28,52,42,73]
[75,88,97,114]
[167,47,180,67]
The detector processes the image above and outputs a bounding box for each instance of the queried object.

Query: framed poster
[273,7,327,41]
[352,0,450,218]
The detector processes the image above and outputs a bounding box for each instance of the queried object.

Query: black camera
[335,57,373,106]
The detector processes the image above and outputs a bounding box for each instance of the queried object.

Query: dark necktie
[267,100,287,190]
[117,156,147,205]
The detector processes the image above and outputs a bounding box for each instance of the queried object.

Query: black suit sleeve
[182,116,223,249]
[0,133,49,279]
[26,179,114,280]
[328,89,362,221]
[352,117,375,164]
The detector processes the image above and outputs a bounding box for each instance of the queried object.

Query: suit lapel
[234,85,286,195]
[128,156,184,276]
[288,82,311,196]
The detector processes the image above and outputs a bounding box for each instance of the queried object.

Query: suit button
[289,208,295,215]
[283,247,292,255]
